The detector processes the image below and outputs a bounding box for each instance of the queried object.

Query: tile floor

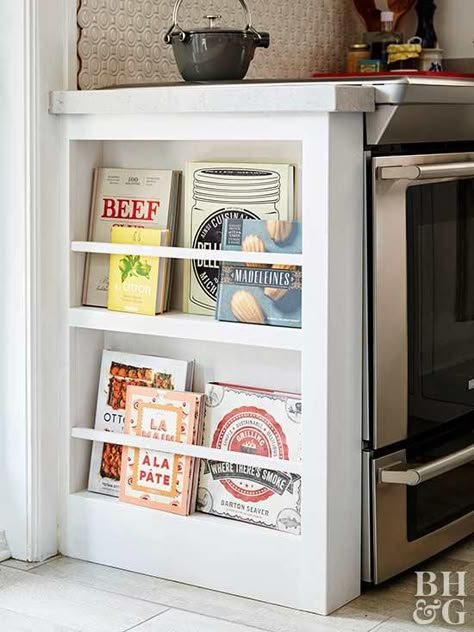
[0,536,472,631]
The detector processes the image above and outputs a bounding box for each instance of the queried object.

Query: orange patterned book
[119,386,205,515]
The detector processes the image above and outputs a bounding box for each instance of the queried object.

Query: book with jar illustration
[88,350,194,497]
[82,168,180,308]
[216,219,302,328]
[119,387,206,515]
[107,225,170,315]
[197,382,302,534]
[183,163,295,317]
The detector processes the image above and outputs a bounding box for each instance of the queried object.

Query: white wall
[398,0,474,59]
[0,1,30,561]
[0,0,69,561]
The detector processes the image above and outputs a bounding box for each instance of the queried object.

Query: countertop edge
[49,83,377,115]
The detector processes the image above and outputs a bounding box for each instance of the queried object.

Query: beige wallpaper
[77,0,361,89]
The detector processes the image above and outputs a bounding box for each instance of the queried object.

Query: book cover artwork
[197,383,302,534]
[88,350,194,497]
[183,163,295,317]
[217,219,302,328]
[83,168,180,308]
[107,226,170,315]
[120,387,205,515]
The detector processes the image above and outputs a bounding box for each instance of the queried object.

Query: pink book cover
[119,386,204,515]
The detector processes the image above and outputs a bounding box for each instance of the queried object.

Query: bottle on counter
[370,11,403,69]
[347,44,371,73]
[415,0,438,49]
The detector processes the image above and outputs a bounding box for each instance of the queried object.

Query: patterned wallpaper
[77,0,361,89]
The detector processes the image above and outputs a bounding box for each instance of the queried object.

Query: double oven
[363,149,474,583]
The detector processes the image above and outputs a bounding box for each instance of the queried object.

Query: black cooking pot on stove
[164,0,270,82]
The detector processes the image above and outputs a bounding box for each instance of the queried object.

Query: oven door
[371,153,474,449]
[364,425,474,584]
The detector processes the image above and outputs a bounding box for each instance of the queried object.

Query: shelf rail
[72,427,302,475]
[71,241,303,266]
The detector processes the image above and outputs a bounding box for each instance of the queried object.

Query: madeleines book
[216,220,302,328]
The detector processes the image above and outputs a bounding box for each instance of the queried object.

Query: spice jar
[347,44,370,73]
[387,43,422,71]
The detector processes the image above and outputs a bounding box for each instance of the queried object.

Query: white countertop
[49,82,376,115]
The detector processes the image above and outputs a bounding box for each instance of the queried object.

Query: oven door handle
[379,445,474,486]
[378,162,474,181]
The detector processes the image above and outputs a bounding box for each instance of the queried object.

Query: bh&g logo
[413,571,467,626]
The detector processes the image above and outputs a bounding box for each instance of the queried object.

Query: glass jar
[387,43,422,71]
[347,44,370,73]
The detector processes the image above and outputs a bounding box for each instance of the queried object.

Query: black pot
[164,0,270,82]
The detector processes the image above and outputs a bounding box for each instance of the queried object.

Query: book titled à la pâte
[216,219,302,328]
[120,387,206,515]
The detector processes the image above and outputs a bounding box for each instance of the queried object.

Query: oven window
[406,180,474,435]
[407,428,474,541]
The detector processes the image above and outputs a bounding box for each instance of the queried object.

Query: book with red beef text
[83,168,180,308]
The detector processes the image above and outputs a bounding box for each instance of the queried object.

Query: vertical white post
[299,112,364,613]
[0,0,71,561]
[300,113,332,613]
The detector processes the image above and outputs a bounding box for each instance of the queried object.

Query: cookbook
[216,219,302,328]
[197,382,302,534]
[83,168,180,308]
[119,387,206,515]
[107,225,170,315]
[183,163,295,317]
[88,350,194,497]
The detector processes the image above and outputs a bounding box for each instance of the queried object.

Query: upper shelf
[49,82,376,115]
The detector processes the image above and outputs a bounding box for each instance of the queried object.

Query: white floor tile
[0,607,75,631]
[0,567,167,632]
[131,609,270,632]
[371,616,467,632]
[1,556,61,571]
[32,558,385,632]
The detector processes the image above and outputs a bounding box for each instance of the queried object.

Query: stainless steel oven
[363,151,474,583]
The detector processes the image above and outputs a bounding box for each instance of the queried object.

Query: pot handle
[164,0,263,43]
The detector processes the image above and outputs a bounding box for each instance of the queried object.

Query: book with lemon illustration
[216,219,302,328]
[107,225,170,315]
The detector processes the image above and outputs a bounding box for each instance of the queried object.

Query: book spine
[82,167,100,305]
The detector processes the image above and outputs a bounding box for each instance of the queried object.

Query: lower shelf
[62,490,304,609]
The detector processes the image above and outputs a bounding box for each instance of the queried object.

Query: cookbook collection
[82,163,302,328]
[87,349,302,534]
[81,161,302,532]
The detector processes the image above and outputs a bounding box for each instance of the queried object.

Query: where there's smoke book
[83,168,180,308]
[197,382,302,534]
[216,219,302,328]
[182,163,295,317]
[120,387,206,515]
[88,350,194,498]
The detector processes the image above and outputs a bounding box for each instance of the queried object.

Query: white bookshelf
[50,85,368,616]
